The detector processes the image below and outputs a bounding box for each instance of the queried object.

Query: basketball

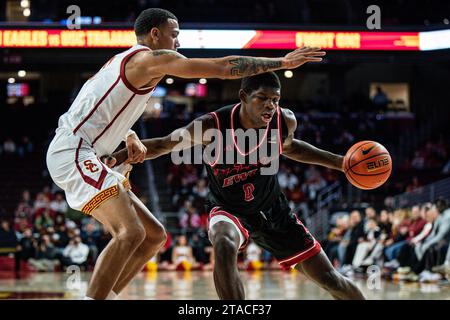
[344,141,392,190]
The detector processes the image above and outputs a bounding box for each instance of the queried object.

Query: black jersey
[204,103,289,216]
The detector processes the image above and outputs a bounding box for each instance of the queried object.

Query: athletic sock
[106,291,118,300]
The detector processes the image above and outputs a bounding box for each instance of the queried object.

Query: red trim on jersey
[277,107,283,155]
[92,93,136,145]
[75,138,108,190]
[72,75,121,134]
[120,48,154,95]
[207,112,221,167]
[209,207,250,251]
[278,240,322,269]
[230,103,271,156]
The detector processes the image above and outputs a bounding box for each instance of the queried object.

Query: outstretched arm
[281,109,344,172]
[126,47,325,89]
[110,113,216,165]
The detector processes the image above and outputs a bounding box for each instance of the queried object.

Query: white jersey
[57,44,154,156]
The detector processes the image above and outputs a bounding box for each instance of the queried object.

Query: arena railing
[392,176,450,208]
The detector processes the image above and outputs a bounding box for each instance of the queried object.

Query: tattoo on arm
[229,57,282,76]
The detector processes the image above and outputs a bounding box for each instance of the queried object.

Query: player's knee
[143,224,167,251]
[116,224,146,249]
[320,270,345,293]
[214,235,239,261]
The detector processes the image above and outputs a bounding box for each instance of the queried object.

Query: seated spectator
[15,228,36,270]
[384,204,427,268]
[338,210,365,274]
[28,234,59,272]
[278,165,299,192]
[171,235,199,271]
[414,200,450,281]
[396,204,437,280]
[243,240,263,271]
[34,208,55,232]
[0,220,18,255]
[179,200,201,235]
[192,178,208,199]
[81,221,100,263]
[352,218,381,269]
[61,236,90,270]
[33,193,52,220]
[189,233,209,265]
[325,214,349,266]
[50,192,68,215]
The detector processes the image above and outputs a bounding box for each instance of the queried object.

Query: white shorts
[46,128,132,214]
[208,206,249,250]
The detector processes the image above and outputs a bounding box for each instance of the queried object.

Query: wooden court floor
[0,270,449,300]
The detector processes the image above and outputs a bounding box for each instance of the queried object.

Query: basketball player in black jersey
[107,72,365,300]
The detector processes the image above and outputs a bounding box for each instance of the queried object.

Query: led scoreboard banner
[0,29,449,51]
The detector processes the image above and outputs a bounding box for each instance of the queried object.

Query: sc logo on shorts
[83,160,99,173]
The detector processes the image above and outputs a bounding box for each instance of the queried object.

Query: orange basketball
[343,140,392,190]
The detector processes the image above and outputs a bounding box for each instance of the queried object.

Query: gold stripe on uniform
[81,185,119,214]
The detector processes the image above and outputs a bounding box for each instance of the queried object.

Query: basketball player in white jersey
[46,8,326,300]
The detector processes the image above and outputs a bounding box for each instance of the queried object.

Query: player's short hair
[134,8,178,37]
[241,72,281,94]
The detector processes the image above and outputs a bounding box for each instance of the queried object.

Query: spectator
[34,208,54,232]
[81,221,100,262]
[338,210,365,274]
[244,240,263,271]
[352,218,381,269]
[325,214,349,266]
[50,192,68,215]
[411,152,425,170]
[3,138,16,154]
[372,86,389,111]
[15,228,36,270]
[179,200,201,235]
[61,236,90,270]
[171,235,199,270]
[414,201,450,280]
[278,166,299,191]
[384,205,427,267]
[28,234,59,272]
[396,204,437,280]
[0,220,18,254]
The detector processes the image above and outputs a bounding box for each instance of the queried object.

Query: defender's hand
[126,132,147,164]
[283,47,326,69]
[102,156,117,168]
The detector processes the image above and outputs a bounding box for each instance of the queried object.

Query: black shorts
[207,193,322,269]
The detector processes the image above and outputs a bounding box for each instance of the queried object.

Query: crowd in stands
[0,187,111,272]
[0,136,34,158]
[323,200,450,282]
[1,176,449,285]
